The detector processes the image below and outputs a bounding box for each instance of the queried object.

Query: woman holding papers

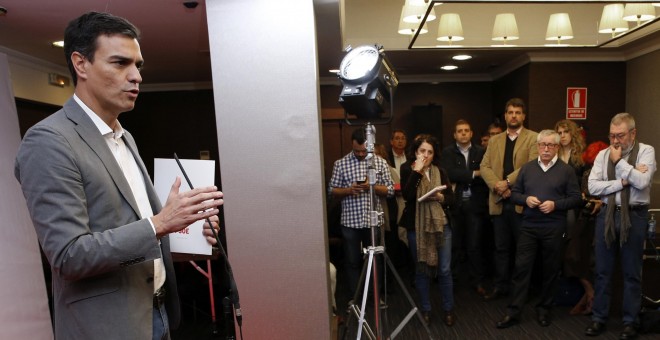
[399,134,456,327]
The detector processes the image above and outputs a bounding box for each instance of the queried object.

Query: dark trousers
[453,198,488,286]
[341,225,382,297]
[507,223,565,319]
[592,208,647,325]
[491,201,522,292]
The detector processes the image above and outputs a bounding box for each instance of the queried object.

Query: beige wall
[0,53,53,339]
[626,49,660,207]
[207,0,331,338]
[0,47,73,105]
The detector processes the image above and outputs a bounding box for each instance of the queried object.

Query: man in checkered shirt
[329,127,394,296]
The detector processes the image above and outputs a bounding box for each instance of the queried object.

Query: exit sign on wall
[566,87,587,119]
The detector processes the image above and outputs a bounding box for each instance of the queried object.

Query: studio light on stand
[338,45,398,123]
[337,46,435,340]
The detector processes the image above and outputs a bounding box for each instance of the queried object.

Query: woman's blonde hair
[554,119,585,167]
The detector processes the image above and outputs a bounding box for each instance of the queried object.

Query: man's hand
[152,177,224,238]
[591,200,603,215]
[350,181,369,195]
[501,188,511,199]
[636,164,649,173]
[494,180,509,194]
[609,145,622,164]
[526,195,541,208]
[202,215,220,245]
[539,200,555,214]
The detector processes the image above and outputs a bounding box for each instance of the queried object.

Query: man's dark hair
[390,129,407,140]
[351,127,366,145]
[64,12,140,86]
[455,119,471,130]
[504,97,526,113]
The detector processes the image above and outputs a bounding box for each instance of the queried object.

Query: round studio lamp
[338,45,399,119]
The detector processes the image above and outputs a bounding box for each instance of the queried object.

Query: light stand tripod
[342,124,435,340]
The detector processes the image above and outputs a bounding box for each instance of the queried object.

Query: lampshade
[398,9,429,35]
[437,13,464,43]
[545,13,573,42]
[623,3,656,25]
[492,13,519,42]
[599,4,629,36]
[402,4,436,24]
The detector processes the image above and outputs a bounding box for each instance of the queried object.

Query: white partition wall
[0,54,54,339]
[207,0,331,338]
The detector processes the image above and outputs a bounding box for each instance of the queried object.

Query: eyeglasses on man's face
[537,143,558,149]
[608,129,634,141]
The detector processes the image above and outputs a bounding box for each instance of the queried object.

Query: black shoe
[496,315,518,329]
[475,284,487,297]
[484,288,507,301]
[422,311,430,325]
[537,314,551,327]
[620,324,637,340]
[585,321,606,336]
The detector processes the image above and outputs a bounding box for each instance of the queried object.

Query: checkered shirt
[328,152,394,228]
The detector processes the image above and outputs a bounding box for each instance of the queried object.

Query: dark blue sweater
[511,159,582,227]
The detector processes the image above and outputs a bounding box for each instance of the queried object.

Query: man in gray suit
[14,12,224,339]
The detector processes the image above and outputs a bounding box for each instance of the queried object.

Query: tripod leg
[382,252,436,340]
[343,249,376,340]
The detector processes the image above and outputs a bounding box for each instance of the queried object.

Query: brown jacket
[480,128,539,215]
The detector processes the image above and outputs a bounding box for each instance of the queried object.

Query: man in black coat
[441,119,490,296]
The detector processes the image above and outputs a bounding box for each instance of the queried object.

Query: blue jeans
[341,226,382,297]
[153,302,170,340]
[407,227,454,312]
[592,207,647,325]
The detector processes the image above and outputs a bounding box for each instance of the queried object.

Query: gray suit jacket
[480,127,539,215]
[15,98,180,339]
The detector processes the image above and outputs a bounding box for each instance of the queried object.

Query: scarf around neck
[604,141,640,248]
[415,165,447,269]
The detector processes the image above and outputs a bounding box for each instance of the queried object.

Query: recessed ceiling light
[452,54,472,61]
[441,65,458,70]
[52,41,64,48]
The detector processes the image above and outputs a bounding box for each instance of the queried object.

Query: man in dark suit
[387,129,408,176]
[495,130,581,329]
[480,98,538,300]
[441,119,489,296]
[14,12,224,339]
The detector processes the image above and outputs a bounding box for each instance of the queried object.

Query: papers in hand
[154,158,216,255]
[417,185,447,202]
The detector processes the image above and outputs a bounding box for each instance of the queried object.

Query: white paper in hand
[417,185,447,202]
[154,158,216,255]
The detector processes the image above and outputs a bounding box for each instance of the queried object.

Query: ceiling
[0,0,659,88]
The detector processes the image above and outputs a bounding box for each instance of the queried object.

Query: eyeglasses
[608,129,633,141]
[537,143,558,149]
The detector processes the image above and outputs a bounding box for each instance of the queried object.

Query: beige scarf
[415,165,447,270]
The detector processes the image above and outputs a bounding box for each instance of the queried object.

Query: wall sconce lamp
[437,13,464,46]
[492,13,519,46]
[545,13,573,46]
[599,4,629,38]
[48,73,70,87]
[623,3,656,27]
